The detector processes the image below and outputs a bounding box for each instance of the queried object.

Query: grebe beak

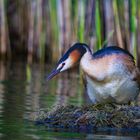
[46,69,60,81]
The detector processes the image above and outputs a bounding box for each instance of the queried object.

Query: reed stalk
[0,0,140,63]
[124,1,130,50]
[70,0,78,42]
[0,0,7,59]
[77,0,85,42]
[36,0,43,60]
[113,0,124,48]
[84,0,96,49]
[129,0,137,60]
[95,0,102,50]
[136,0,140,66]
[27,1,35,63]
[103,0,116,46]
[50,0,59,61]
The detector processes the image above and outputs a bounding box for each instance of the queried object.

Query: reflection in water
[0,61,5,138]
[0,62,139,140]
[0,62,27,140]
[0,62,84,140]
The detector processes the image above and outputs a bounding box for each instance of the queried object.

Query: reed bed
[0,0,140,65]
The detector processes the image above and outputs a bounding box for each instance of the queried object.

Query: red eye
[62,63,65,66]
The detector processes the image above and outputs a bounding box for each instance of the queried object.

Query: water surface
[0,62,139,140]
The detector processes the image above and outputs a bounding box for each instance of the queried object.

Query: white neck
[80,51,93,74]
[80,50,106,81]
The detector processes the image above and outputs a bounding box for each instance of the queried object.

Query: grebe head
[47,43,89,80]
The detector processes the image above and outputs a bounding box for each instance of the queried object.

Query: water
[0,61,139,140]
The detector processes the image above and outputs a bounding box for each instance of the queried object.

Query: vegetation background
[1,1,140,139]
[0,0,140,66]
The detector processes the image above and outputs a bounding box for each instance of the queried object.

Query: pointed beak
[46,69,60,81]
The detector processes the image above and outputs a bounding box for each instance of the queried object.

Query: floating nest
[35,104,140,133]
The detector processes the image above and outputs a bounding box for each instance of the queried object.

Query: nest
[35,104,140,133]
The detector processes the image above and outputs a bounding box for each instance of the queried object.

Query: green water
[0,62,139,140]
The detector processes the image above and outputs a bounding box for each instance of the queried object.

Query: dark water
[0,62,139,140]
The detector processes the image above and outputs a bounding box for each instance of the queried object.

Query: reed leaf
[129,0,137,60]
[77,0,85,42]
[95,0,102,50]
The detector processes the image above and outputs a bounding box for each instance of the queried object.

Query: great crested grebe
[47,43,140,104]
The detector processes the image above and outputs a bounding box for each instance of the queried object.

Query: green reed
[129,0,137,60]
[77,0,85,42]
[95,0,102,50]
[0,0,139,63]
